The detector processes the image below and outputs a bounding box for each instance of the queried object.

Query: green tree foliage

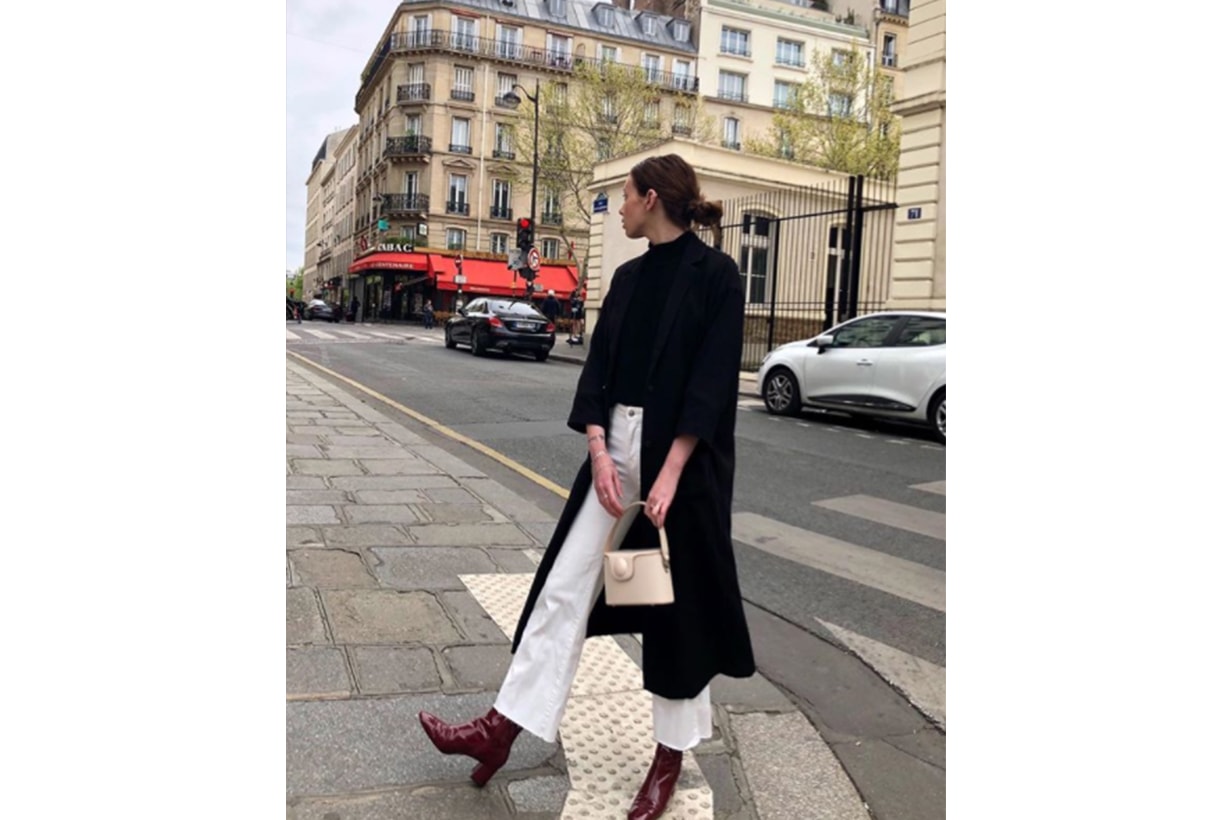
[746,41,900,179]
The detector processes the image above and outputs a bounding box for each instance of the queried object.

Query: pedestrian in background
[421,300,435,329]
[418,153,755,820]
[541,289,561,331]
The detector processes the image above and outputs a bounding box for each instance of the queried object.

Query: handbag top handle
[602,501,671,565]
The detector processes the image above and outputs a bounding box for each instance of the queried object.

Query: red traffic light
[517,218,531,230]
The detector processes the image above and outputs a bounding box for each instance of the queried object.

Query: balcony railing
[716,89,748,103]
[494,94,518,109]
[397,83,431,102]
[541,210,563,226]
[671,124,693,136]
[490,205,512,220]
[450,88,475,102]
[446,200,471,216]
[384,193,430,214]
[722,140,742,151]
[360,29,701,103]
[492,148,515,160]
[449,143,473,155]
[881,53,897,67]
[385,135,432,157]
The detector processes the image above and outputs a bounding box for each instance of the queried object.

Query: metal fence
[695,175,897,370]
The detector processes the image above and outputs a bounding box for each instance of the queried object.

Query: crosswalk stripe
[285,329,301,341]
[336,330,369,339]
[813,494,945,541]
[911,480,945,496]
[816,618,945,729]
[302,328,337,340]
[732,512,945,612]
[368,331,404,340]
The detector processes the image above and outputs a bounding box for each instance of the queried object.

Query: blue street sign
[593,192,609,214]
[907,208,922,220]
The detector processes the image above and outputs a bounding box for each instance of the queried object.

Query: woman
[418,154,756,820]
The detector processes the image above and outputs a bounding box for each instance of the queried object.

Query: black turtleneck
[609,231,690,407]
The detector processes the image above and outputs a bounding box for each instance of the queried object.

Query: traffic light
[516,217,534,252]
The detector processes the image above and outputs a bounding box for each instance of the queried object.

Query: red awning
[348,252,430,274]
[429,254,578,298]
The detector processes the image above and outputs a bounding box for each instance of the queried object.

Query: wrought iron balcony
[491,149,515,160]
[878,0,910,20]
[494,94,518,109]
[450,89,475,102]
[541,210,564,226]
[449,143,472,155]
[716,89,749,103]
[722,140,742,151]
[669,74,699,93]
[385,193,430,214]
[397,83,431,102]
[881,53,897,67]
[446,200,470,216]
[385,135,432,158]
[672,124,693,136]
[490,205,512,220]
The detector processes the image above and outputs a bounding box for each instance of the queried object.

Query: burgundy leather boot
[627,743,684,820]
[417,708,523,786]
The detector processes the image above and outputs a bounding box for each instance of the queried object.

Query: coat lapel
[647,232,705,378]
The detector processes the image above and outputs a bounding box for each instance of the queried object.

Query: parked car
[444,297,556,361]
[756,311,946,442]
[304,298,342,322]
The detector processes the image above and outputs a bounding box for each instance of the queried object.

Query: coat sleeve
[675,255,744,446]
[566,268,624,433]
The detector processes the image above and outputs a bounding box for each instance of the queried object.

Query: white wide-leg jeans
[493,404,713,751]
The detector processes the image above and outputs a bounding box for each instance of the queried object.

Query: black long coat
[510,230,756,700]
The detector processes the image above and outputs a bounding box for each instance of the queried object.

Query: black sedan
[304,299,342,322]
[444,298,556,361]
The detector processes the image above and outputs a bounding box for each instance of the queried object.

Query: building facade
[694,0,873,157]
[302,128,353,301]
[887,0,943,310]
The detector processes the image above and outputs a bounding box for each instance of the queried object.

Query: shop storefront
[348,249,434,324]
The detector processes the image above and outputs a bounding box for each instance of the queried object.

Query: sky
[286,0,398,273]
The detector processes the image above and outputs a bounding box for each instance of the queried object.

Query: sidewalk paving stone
[441,644,514,691]
[321,524,414,548]
[353,489,430,505]
[415,502,500,523]
[288,526,324,547]
[369,546,499,591]
[293,459,365,477]
[287,783,516,820]
[287,490,352,506]
[286,476,330,491]
[288,505,343,525]
[486,548,540,574]
[404,522,531,547]
[287,588,329,645]
[361,459,446,476]
[420,487,482,505]
[329,475,456,491]
[289,549,378,589]
[342,504,426,525]
[322,589,460,644]
[286,693,558,797]
[287,647,352,699]
[351,646,442,695]
[438,590,511,645]
[506,775,571,815]
[325,445,410,460]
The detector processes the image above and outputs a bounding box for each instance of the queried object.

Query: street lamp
[502,79,540,235]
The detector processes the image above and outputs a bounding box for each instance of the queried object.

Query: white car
[756,311,946,442]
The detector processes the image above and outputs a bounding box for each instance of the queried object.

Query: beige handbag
[602,501,674,606]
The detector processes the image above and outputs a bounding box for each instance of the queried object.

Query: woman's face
[619,175,651,239]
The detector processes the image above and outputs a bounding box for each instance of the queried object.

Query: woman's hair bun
[689,197,724,226]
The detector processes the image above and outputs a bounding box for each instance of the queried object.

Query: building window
[453,66,474,101]
[546,33,572,67]
[672,59,693,90]
[548,0,565,17]
[777,127,794,159]
[776,38,805,67]
[451,117,471,152]
[600,44,618,63]
[542,238,560,259]
[832,49,853,66]
[722,117,741,149]
[451,16,477,51]
[550,82,568,108]
[405,113,422,135]
[670,19,691,42]
[882,34,897,67]
[407,63,425,85]
[544,190,563,221]
[492,179,511,213]
[642,53,662,83]
[643,99,660,125]
[601,93,616,122]
[496,24,522,59]
[404,171,419,195]
[738,211,775,304]
[448,174,469,211]
[446,228,466,250]
[595,5,614,27]
[495,122,515,156]
[827,93,853,117]
[640,14,657,36]
[411,15,430,46]
[717,71,747,102]
[498,72,517,96]
[773,81,798,108]
[491,233,509,254]
[720,27,750,57]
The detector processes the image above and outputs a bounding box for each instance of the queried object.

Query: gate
[695,175,897,371]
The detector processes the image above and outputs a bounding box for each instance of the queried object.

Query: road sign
[593,192,608,214]
[507,249,524,270]
[907,207,922,220]
[527,247,541,271]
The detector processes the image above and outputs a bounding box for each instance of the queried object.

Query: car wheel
[534,349,549,362]
[444,328,456,349]
[763,367,802,416]
[470,331,485,356]
[928,388,946,444]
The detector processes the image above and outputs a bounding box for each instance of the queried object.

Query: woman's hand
[645,467,680,529]
[588,426,624,518]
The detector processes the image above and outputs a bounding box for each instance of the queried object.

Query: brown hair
[629,153,724,247]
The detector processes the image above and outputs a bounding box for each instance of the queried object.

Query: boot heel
[470,759,498,786]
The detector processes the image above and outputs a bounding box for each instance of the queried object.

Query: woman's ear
[645,189,657,210]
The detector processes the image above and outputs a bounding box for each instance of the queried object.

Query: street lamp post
[503,79,540,248]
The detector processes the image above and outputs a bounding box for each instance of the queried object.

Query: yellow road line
[287,350,570,499]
